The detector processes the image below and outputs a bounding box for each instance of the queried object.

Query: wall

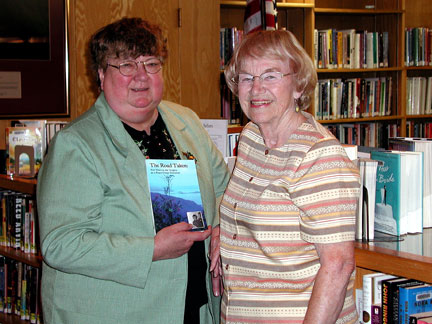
[0,0,220,149]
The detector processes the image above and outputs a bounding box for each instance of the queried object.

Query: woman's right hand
[152,222,212,261]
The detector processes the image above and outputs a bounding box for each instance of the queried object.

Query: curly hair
[89,17,168,86]
[224,30,317,111]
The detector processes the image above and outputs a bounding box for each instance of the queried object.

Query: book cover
[373,274,397,305]
[201,119,228,158]
[371,304,381,324]
[145,159,207,233]
[400,284,432,324]
[371,151,423,236]
[356,158,379,241]
[382,278,424,324]
[6,127,43,177]
[363,273,385,324]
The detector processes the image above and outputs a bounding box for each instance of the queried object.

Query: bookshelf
[0,175,42,324]
[219,0,432,294]
[219,0,432,147]
[354,229,432,291]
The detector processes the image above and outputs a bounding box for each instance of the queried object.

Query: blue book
[371,150,423,236]
[399,284,432,324]
[145,159,207,233]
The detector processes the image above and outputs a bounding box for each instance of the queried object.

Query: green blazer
[37,93,230,324]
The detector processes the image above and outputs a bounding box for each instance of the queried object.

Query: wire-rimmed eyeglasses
[232,71,292,87]
[107,58,163,76]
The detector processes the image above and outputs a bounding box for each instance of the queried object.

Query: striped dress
[220,112,360,324]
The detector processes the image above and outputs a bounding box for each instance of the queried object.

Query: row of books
[0,190,38,254]
[314,77,392,120]
[221,77,244,125]
[406,121,432,139]
[405,27,432,67]
[326,122,399,148]
[406,77,432,116]
[314,29,389,69]
[6,120,67,177]
[358,271,432,324]
[353,137,432,242]
[0,257,42,323]
[220,27,243,69]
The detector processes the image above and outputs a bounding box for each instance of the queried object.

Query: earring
[295,99,300,113]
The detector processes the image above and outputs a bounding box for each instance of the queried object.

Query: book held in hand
[145,159,207,233]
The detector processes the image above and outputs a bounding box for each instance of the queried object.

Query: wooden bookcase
[219,0,432,290]
[0,175,42,324]
[219,0,432,147]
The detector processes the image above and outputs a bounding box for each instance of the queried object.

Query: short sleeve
[290,138,360,244]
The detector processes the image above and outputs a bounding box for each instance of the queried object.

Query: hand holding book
[152,223,212,261]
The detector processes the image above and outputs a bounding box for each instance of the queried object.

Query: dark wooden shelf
[0,246,41,268]
[0,312,30,324]
[0,175,37,195]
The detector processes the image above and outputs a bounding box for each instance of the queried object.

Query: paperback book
[399,284,432,324]
[145,159,207,233]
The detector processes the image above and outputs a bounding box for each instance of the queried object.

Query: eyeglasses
[232,71,292,86]
[107,58,162,76]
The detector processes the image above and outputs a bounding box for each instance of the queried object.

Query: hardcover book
[363,273,385,324]
[381,278,424,324]
[388,137,432,228]
[356,158,379,241]
[145,159,207,233]
[371,150,423,236]
[399,284,432,324]
[6,127,43,177]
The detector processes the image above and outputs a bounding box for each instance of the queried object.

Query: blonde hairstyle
[224,30,317,110]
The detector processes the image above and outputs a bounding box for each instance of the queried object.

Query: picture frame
[0,0,69,117]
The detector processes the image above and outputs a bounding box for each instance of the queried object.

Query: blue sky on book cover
[145,159,206,232]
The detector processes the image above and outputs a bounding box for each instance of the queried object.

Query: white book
[372,274,397,305]
[426,77,432,114]
[363,273,385,324]
[420,77,427,114]
[201,119,228,157]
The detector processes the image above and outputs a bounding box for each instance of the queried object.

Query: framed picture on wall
[0,0,69,117]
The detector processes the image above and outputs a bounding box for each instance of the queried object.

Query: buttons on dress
[249,177,253,182]
[265,149,269,155]
[233,234,237,239]
[225,264,229,270]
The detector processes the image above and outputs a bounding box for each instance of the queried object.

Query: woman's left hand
[209,225,223,297]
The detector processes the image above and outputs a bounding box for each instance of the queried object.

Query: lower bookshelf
[0,312,30,324]
[354,228,432,288]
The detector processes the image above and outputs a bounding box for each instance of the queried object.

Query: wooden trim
[355,242,432,283]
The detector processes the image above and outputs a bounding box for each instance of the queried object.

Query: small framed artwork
[0,0,69,117]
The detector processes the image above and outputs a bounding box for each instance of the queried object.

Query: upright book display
[371,150,423,236]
